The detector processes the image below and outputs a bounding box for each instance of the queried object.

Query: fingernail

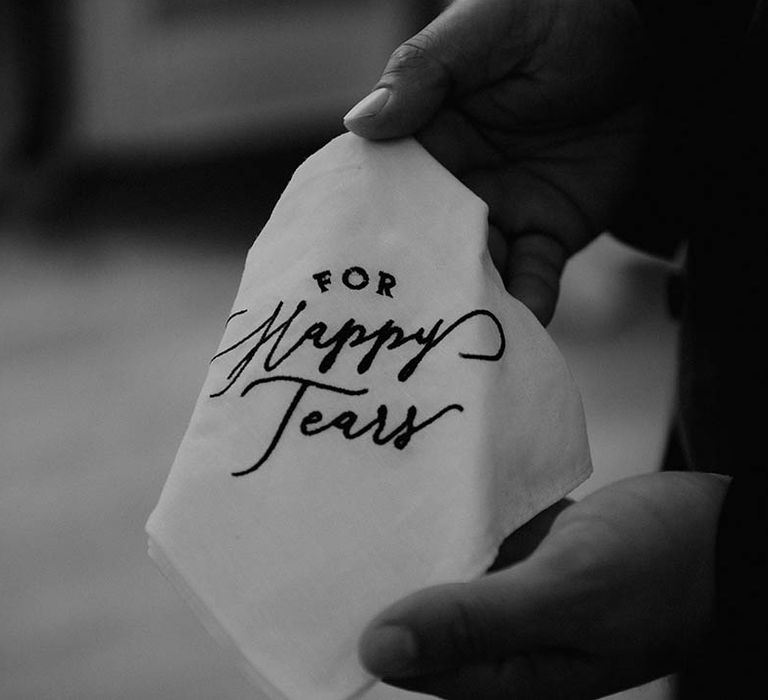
[360,625,418,678]
[344,87,391,124]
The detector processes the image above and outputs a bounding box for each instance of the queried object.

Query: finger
[343,18,453,138]
[344,0,537,139]
[463,168,585,325]
[504,232,568,326]
[358,558,581,681]
[384,650,605,700]
[343,36,450,139]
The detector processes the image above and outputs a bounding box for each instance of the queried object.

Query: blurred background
[1,2,683,699]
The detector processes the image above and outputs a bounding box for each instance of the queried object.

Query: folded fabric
[146,133,592,700]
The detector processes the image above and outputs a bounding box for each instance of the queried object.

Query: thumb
[343,29,452,139]
[343,0,505,139]
[358,557,578,680]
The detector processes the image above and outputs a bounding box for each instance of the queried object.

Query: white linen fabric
[146,133,592,700]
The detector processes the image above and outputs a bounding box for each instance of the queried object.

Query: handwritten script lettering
[210,298,505,476]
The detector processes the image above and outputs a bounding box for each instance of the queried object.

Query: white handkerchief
[146,133,591,700]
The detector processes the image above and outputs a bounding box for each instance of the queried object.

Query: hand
[345,0,649,324]
[358,472,729,699]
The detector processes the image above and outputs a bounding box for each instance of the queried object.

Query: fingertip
[507,276,558,327]
[343,87,392,136]
[504,233,567,326]
[358,624,420,679]
[344,88,443,141]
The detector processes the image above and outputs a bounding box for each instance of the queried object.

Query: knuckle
[382,29,449,82]
[396,29,438,63]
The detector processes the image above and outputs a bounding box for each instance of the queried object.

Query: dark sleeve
[613,0,760,257]
[663,2,768,696]
[712,471,768,694]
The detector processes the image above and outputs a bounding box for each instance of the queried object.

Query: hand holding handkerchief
[146,133,591,700]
